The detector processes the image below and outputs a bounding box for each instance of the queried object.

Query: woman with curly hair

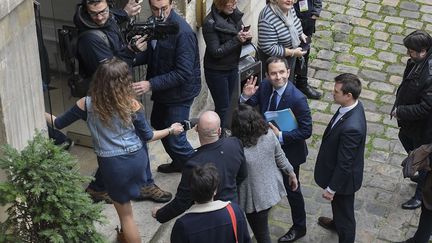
[231,104,298,243]
[46,57,183,243]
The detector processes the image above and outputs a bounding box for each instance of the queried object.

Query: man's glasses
[88,6,109,17]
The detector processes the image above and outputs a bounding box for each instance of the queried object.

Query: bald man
[152,111,247,223]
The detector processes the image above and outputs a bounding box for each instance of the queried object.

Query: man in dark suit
[241,56,312,242]
[315,73,366,243]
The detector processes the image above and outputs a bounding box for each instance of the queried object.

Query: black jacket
[202,4,244,71]
[155,137,247,223]
[74,5,135,78]
[139,10,201,104]
[393,49,432,144]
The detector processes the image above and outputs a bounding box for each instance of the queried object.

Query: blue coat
[314,102,366,195]
[140,10,201,104]
[246,80,312,166]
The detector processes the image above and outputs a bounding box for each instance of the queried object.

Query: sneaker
[85,187,113,204]
[135,184,172,203]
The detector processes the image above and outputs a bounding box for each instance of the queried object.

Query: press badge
[299,0,309,12]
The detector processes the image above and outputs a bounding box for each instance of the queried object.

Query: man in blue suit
[315,73,366,243]
[241,56,312,242]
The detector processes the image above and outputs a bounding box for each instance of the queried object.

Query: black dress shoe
[157,163,182,173]
[278,227,306,242]
[298,85,322,100]
[401,198,421,210]
[317,216,336,231]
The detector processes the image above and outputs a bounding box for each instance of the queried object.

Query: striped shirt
[258,5,304,57]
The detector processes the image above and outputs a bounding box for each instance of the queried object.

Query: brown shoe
[85,187,113,204]
[317,216,336,231]
[116,226,128,243]
[135,184,172,203]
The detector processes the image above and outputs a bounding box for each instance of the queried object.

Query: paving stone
[399,10,420,19]
[319,10,333,20]
[420,5,432,13]
[390,34,405,45]
[353,47,376,57]
[392,44,407,54]
[384,16,404,25]
[359,89,378,100]
[374,41,390,51]
[378,225,404,242]
[360,69,387,82]
[361,99,378,112]
[332,22,353,34]
[366,174,398,191]
[422,14,432,24]
[350,17,372,27]
[336,53,357,64]
[315,39,333,49]
[316,20,331,29]
[309,100,329,111]
[327,3,347,14]
[382,5,399,16]
[348,0,365,9]
[364,0,380,2]
[314,30,332,38]
[365,3,381,13]
[317,50,335,60]
[312,112,334,125]
[388,75,402,85]
[365,111,382,122]
[368,122,385,135]
[372,137,391,150]
[365,202,390,217]
[333,42,352,52]
[374,31,389,41]
[310,59,333,70]
[366,12,382,21]
[359,59,385,70]
[386,64,406,75]
[378,104,393,114]
[335,64,359,74]
[426,24,432,32]
[320,80,335,91]
[385,127,400,139]
[377,51,398,63]
[369,81,395,93]
[332,14,353,24]
[399,1,420,11]
[381,0,399,7]
[387,25,404,34]
[379,94,396,105]
[334,32,350,42]
[382,116,398,127]
[346,8,364,17]
[353,27,372,37]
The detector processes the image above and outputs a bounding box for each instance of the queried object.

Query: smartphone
[243,25,251,32]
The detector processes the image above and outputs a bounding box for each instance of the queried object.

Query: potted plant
[0,132,105,242]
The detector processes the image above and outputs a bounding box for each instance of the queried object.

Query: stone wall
[0,0,46,221]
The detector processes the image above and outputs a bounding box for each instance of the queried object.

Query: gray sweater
[238,130,294,213]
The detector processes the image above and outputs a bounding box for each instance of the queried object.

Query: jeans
[205,68,238,128]
[246,208,272,243]
[150,100,195,169]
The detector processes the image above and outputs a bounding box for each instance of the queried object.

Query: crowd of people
[44,0,432,242]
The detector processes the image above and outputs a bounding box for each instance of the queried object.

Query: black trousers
[331,194,355,243]
[246,208,271,243]
[282,165,306,229]
[399,129,428,200]
[407,204,432,243]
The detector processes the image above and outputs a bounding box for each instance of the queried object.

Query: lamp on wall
[196,0,206,28]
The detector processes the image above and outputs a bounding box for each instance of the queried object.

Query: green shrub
[0,131,105,243]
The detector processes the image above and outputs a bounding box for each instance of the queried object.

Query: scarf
[269,3,301,48]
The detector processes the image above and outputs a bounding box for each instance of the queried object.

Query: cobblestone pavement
[80,0,432,242]
[267,0,432,242]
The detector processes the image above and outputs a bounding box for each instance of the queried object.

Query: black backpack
[58,25,109,97]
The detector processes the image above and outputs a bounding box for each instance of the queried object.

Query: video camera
[125,15,179,44]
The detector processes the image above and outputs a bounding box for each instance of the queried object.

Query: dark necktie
[330,108,341,128]
[268,90,278,111]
